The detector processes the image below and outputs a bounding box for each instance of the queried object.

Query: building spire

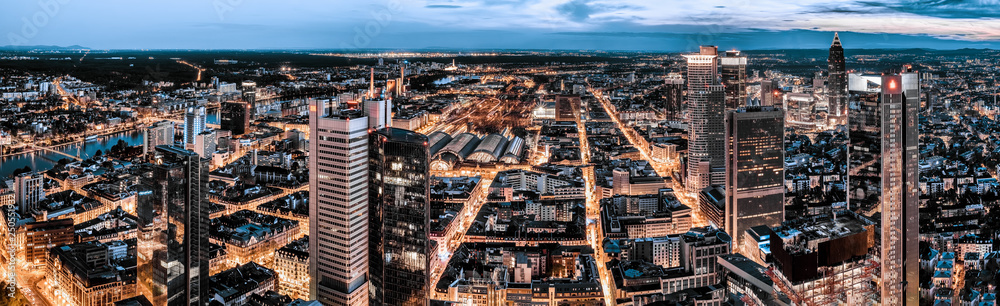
[369,67,375,100]
[832,32,842,47]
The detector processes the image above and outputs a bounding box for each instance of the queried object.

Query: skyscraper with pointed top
[828,32,847,125]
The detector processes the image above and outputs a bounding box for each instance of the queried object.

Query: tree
[94,149,103,158]
[11,166,31,177]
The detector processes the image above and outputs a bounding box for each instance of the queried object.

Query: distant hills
[0,45,90,50]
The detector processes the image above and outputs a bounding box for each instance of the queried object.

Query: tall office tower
[662,76,685,120]
[13,172,45,214]
[309,98,384,306]
[368,127,430,306]
[221,101,251,136]
[136,145,210,306]
[828,33,848,126]
[759,79,779,107]
[184,106,206,146]
[721,50,748,109]
[684,46,726,194]
[847,71,919,305]
[194,130,217,158]
[724,106,784,248]
[242,81,257,105]
[144,120,175,158]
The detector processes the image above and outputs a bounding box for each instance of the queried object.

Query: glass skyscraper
[847,70,919,305]
[368,127,430,306]
[828,33,848,125]
[724,106,784,248]
[136,145,210,306]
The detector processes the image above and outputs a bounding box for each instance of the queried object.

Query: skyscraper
[760,79,780,107]
[184,106,206,147]
[368,127,430,306]
[685,46,726,194]
[847,71,919,304]
[194,130,217,158]
[144,120,175,158]
[13,171,45,214]
[724,106,784,248]
[137,145,210,306]
[721,50,747,109]
[309,97,391,306]
[828,33,848,125]
[659,74,684,121]
[220,101,251,136]
[242,80,257,111]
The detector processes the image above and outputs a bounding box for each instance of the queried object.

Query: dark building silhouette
[136,145,210,306]
[721,50,747,109]
[368,127,430,306]
[828,33,847,125]
[555,95,581,122]
[724,106,784,247]
[221,101,251,136]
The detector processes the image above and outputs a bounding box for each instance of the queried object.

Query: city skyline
[0,6,987,303]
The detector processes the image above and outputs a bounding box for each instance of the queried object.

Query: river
[1,130,147,178]
[3,103,231,178]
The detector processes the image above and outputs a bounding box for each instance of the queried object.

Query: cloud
[556,0,595,22]
[426,4,462,8]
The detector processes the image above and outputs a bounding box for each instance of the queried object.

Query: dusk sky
[3,0,1000,50]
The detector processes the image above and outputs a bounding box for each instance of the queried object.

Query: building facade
[221,101,251,136]
[184,106,206,146]
[828,33,848,125]
[685,46,726,194]
[143,120,175,158]
[847,70,919,304]
[368,127,431,306]
[136,145,211,306]
[308,98,390,306]
[724,106,784,248]
[721,50,747,110]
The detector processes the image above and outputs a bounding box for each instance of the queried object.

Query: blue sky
[2,0,999,50]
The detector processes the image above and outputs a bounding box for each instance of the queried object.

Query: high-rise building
[144,120,175,158]
[184,106,206,146]
[760,79,780,107]
[136,145,210,306]
[13,172,45,214]
[847,71,919,305]
[828,33,848,125]
[194,130,217,158]
[368,127,430,306]
[725,106,784,248]
[721,50,747,109]
[684,46,726,194]
[661,75,684,120]
[309,97,392,306]
[221,101,251,136]
[242,81,257,107]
